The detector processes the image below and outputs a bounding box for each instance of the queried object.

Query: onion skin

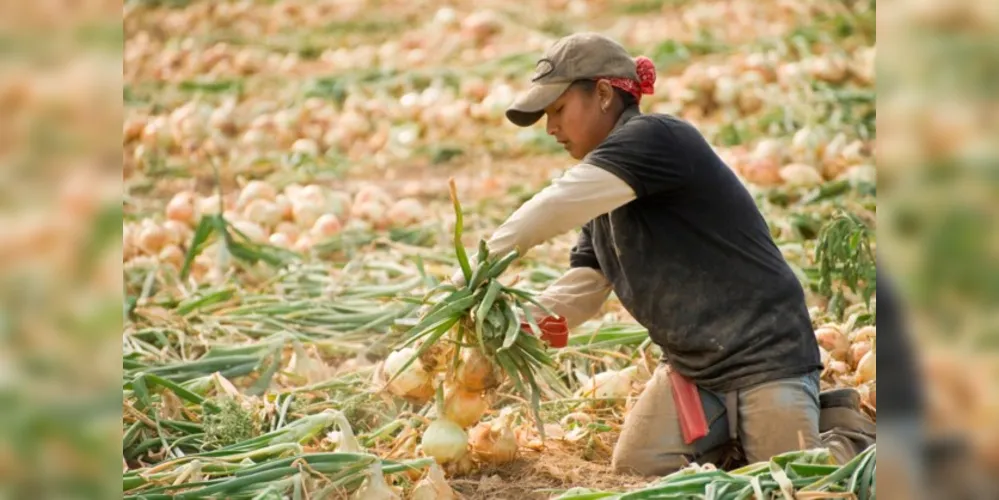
[443,385,488,429]
[815,326,849,361]
[468,420,517,465]
[381,348,434,402]
[166,191,197,225]
[849,341,872,370]
[855,351,875,384]
[456,348,499,391]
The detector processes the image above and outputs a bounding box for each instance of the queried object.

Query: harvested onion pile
[378,180,556,468]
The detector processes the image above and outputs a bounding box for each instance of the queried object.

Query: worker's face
[544,81,618,160]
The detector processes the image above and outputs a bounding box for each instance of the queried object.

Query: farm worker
[452,33,874,474]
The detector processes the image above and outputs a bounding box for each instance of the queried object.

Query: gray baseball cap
[506,32,638,127]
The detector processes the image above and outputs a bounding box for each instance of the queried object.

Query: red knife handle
[668,368,709,444]
[519,316,568,348]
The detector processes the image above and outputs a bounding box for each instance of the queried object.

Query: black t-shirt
[575,107,822,392]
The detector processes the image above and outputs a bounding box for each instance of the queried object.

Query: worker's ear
[596,80,615,113]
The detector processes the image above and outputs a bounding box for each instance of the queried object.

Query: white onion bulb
[779,163,823,187]
[230,220,267,243]
[352,462,400,500]
[243,199,282,228]
[411,463,455,500]
[421,419,468,464]
[575,369,633,400]
[237,180,277,208]
[386,198,425,227]
[381,348,433,400]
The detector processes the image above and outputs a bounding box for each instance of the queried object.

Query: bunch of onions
[468,407,519,465]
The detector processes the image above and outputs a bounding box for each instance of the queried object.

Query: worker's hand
[520,316,569,348]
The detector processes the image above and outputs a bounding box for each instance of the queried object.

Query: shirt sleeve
[582,116,690,198]
[531,266,613,329]
[485,163,636,258]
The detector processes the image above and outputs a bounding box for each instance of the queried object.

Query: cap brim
[505,82,571,127]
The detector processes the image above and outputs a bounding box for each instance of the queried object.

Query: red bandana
[597,56,657,104]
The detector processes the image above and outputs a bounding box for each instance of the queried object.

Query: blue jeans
[612,365,821,476]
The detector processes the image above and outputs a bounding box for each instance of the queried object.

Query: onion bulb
[162,219,192,247]
[243,199,282,227]
[575,369,633,400]
[198,194,224,216]
[158,245,185,269]
[456,348,500,391]
[815,325,849,361]
[411,463,455,500]
[299,184,327,204]
[443,385,489,429]
[237,180,277,208]
[275,222,301,241]
[849,341,872,370]
[326,190,353,218]
[293,235,314,253]
[274,194,294,221]
[381,348,433,401]
[292,198,326,228]
[351,200,387,227]
[291,138,320,156]
[268,232,292,248]
[310,214,342,240]
[468,410,518,465]
[230,220,267,243]
[852,326,876,343]
[740,157,781,186]
[818,346,831,367]
[352,462,400,500]
[779,163,823,187]
[137,222,169,255]
[386,198,425,227]
[166,191,197,225]
[421,418,468,464]
[855,351,875,384]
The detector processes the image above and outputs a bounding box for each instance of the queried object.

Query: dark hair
[570,79,637,109]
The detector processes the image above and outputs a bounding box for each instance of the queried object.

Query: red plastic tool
[669,368,709,444]
[519,316,569,348]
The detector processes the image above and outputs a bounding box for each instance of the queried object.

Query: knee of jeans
[612,448,688,476]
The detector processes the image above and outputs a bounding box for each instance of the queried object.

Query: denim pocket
[691,387,732,455]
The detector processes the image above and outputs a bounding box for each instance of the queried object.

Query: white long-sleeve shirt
[456,163,636,327]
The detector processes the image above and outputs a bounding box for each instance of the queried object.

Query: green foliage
[815,211,876,319]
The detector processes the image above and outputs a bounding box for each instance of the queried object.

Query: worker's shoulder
[620,113,700,139]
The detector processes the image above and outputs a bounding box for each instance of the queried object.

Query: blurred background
[1,0,998,498]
